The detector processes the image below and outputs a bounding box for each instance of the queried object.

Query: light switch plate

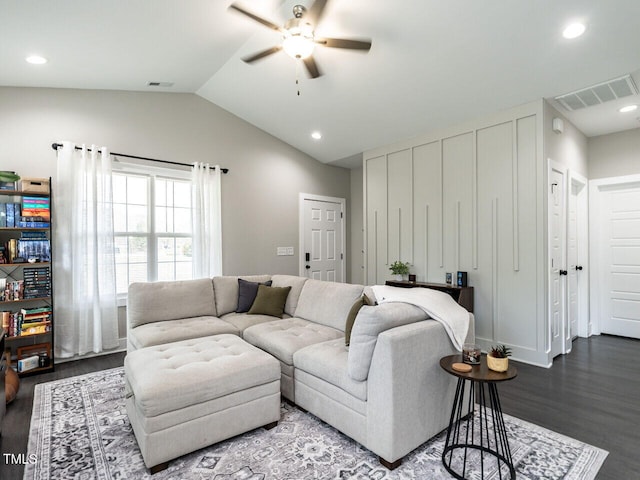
[286,247,294,256]
[276,247,288,256]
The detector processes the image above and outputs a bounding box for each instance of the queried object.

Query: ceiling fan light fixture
[282,34,314,60]
[282,17,315,59]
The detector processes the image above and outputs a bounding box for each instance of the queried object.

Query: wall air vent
[554,75,638,111]
[147,81,174,87]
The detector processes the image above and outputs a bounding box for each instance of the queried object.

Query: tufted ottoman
[124,334,281,473]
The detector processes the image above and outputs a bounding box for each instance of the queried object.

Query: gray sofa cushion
[128,316,239,350]
[124,334,280,417]
[294,339,367,401]
[243,318,342,366]
[127,278,216,328]
[221,312,284,334]
[270,275,308,316]
[348,303,427,381]
[213,275,272,316]
[294,279,364,331]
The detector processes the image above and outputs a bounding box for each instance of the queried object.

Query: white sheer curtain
[191,162,223,278]
[54,142,119,358]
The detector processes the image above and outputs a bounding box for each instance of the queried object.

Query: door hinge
[340,212,343,218]
[341,253,343,260]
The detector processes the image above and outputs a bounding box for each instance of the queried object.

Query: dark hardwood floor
[0,351,126,480]
[499,334,640,480]
[1,335,638,479]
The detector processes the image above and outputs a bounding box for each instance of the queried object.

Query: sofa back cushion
[128,278,216,328]
[347,302,427,381]
[270,275,308,316]
[213,275,272,316]
[294,279,364,331]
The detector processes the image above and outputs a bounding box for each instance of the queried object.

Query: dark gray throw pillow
[236,278,272,313]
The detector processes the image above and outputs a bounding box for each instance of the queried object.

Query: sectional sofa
[126,274,474,470]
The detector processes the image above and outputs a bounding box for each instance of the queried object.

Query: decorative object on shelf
[446,272,452,285]
[456,271,468,287]
[462,343,481,364]
[408,274,416,283]
[0,171,20,190]
[389,260,410,281]
[487,344,512,372]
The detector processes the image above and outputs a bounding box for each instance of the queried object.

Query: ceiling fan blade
[305,0,329,25]
[229,3,282,31]
[315,37,372,51]
[303,56,322,78]
[242,46,282,63]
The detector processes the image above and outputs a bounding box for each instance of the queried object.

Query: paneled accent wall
[364,101,547,365]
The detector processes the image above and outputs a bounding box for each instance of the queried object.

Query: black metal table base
[442,377,515,480]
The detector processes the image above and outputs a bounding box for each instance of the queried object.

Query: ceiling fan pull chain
[296,61,301,96]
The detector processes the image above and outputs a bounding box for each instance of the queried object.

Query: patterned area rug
[24,367,607,480]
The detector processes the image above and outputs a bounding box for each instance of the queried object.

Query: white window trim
[114,161,194,305]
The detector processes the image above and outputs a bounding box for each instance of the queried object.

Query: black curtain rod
[51,143,229,174]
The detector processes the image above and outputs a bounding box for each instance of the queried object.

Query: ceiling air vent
[147,81,174,87]
[555,75,638,111]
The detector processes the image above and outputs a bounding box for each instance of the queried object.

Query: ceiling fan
[229,0,372,78]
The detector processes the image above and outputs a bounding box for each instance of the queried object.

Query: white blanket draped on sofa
[370,285,469,350]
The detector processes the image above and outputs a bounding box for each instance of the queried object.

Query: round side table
[440,354,517,480]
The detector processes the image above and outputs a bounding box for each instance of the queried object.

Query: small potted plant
[389,261,410,281]
[487,344,512,372]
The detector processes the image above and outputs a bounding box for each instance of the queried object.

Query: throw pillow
[248,285,292,318]
[236,278,272,313]
[345,293,376,347]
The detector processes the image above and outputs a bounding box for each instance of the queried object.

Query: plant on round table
[487,344,512,372]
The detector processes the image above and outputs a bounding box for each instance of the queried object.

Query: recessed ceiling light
[619,104,638,113]
[25,55,47,65]
[562,23,586,39]
[311,131,322,140]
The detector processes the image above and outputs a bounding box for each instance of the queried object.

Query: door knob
[305,265,311,269]
[575,265,583,271]
[559,269,568,276]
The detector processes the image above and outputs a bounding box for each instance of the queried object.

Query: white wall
[0,87,352,342]
[350,165,364,285]
[0,87,351,277]
[543,101,589,176]
[588,127,640,179]
[364,100,550,366]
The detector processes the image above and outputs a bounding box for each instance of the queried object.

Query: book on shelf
[21,306,52,315]
[1,310,53,337]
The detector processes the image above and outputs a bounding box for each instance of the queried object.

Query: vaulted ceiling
[2,0,639,167]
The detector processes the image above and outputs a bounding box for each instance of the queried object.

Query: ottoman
[124,334,281,472]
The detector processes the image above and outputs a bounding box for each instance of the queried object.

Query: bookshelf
[0,181,54,377]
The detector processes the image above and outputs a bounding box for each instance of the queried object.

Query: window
[113,171,193,295]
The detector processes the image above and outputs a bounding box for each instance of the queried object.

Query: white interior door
[548,161,566,358]
[300,194,345,282]
[592,179,640,339]
[567,172,589,342]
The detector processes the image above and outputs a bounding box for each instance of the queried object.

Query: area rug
[24,367,607,480]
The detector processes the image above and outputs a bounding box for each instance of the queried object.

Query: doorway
[590,175,640,339]
[548,160,566,358]
[299,193,346,282]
